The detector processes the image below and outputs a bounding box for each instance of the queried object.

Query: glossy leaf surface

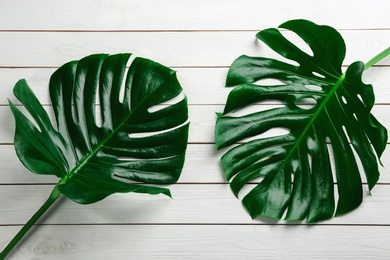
[10,53,189,204]
[215,20,387,222]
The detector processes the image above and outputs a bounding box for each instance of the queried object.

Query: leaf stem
[364,46,390,71]
[0,188,62,260]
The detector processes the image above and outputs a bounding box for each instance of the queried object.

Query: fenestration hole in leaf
[147,91,186,113]
[116,155,176,161]
[112,175,142,184]
[280,30,314,57]
[15,105,43,133]
[327,142,339,213]
[312,71,326,79]
[350,143,369,185]
[342,125,352,144]
[224,102,285,117]
[295,97,317,109]
[305,84,322,91]
[353,113,358,121]
[128,120,189,138]
[263,52,300,67]
[94,66,103,127]
[357,94,365,106]
[119,56,136,103]
[252,78,285,86]
[326,140,337,182]
[307,153,313,175]
[239,127,291,143]
[94,106,103,128]
[71,102,78,124]
[236,182,257,200]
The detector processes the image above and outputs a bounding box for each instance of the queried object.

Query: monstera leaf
[1,54,189,258]
[215,20,389,223]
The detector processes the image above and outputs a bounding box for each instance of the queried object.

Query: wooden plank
[0,144,225,184]
[0,31,389,67]
[1,1,389,259]
[1,143,389,184]
[1,104,389,144]
[1,225,390,259]
[1,67,390,106]
[0,0,389,31]
[0,184,389,225]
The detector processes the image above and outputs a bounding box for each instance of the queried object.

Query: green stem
[364,46,390,71]
[0,187,62,260]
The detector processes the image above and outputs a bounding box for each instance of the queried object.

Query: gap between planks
[2,223,390,227]
[1,28,390,33]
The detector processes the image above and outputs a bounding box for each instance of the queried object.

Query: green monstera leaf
[215,20,389,223]
[1,54,189,258]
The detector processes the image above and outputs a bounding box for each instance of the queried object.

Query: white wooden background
[1,0,390,259]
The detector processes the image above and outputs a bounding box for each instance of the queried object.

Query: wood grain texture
[1,144,389,184]
[1,225,390,259]
[1,105,389,144]
[1,67,390,105]
[0,0,389,30]
[1,0,390,259]
[0,184,389,225]
[0,31,389,67]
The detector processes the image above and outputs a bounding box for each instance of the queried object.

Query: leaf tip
[163,189,173,198]
[246,208,258,220]
[255,31,262,39]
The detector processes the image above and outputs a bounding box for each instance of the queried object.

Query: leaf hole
[128,120,189,138]
[307,137,317,150]
[119,55,136,104]
[327,142,338,215]
[357,94,365,106]
[16,106,43,133]
[264,53,300,67]
[94,80,102,127]
[237,183,256,200]
[252,78,285,86]
[71,104,78,124]
[279,30,314,57]
[240,127,290,143]
[224,102,285,117]
[341,96,348,105]
[342,125,351,144]
[116,155,175,162]
[147,91,186,113]
[352,113,358,121]
[305,85,322,91]
[295,98,317,110]
[257,35,299,67]
[312,72,326,79]
[94,107,102,128]
[307,153,313,175]
[349,142,367,185]
[112,175,141,184]
[94,105,103,127]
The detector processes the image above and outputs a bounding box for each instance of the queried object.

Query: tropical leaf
[215,20,388,223]
[10,53,189,203]
[1,54,189,258]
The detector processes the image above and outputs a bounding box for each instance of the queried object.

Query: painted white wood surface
[1,225,389,260]
[0,0,389,30]
[0,0,389,259]
[0,31,389,67]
